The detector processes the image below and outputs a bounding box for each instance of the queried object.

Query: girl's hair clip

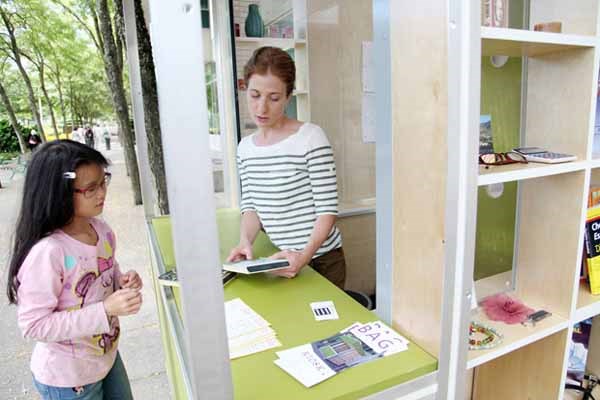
[63,172,76,179]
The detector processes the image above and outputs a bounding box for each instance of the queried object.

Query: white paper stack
[225,298,281,359]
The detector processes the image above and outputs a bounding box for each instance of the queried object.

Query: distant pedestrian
[103,128,111,151]
[84,127,95,148]
[6,140,141,400]
[26,130,42,152]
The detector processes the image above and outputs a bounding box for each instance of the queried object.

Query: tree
[0,60,25,153]
[55,0,142,205]
[133,0,169,214]
[0,5,46,142]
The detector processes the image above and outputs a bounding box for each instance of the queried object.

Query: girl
[227,46,346,289]
[6,140,143,400]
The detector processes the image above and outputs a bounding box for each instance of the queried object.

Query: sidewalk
[0,142,171,399]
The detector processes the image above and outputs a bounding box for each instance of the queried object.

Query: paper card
[274,344,336,387]
[350,321,409,356]
[310,301,339,321]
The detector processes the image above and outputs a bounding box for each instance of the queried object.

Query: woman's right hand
[103,288,143,317]
[226,243,253,262]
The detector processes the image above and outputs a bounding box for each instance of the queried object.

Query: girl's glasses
[479,152,528,166]
[74,172,112,198]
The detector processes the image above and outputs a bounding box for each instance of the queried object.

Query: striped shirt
[237,123,342,257]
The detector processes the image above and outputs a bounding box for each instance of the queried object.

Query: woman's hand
[226,243,253,262]
[119,270,143,290]
[268,250,311,279]
[103,289,143,317]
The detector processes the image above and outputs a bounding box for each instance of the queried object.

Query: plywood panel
[472,329,568,400]
[337,213,376,295]
[389,0,447,356]
[530,0,599,36]
[307,0,375,205]
[525,48,595,159]
[517,172,586,317]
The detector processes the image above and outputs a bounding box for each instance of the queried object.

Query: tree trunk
[53,65,67,134]
[39,61,60,137]
[97,0,142,205]
[133,0,169,214]
[0,8,46,142]
[0,80,25,153]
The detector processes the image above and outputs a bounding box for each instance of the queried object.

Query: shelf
[590,156,600,169]
[292,90,308,96]
[478,161,587,186]
[575,280,600,322]
[235,37,306,49]
[467,302,569,369]
[481,27,597,57]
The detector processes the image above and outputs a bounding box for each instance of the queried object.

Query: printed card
[310,301,339,321]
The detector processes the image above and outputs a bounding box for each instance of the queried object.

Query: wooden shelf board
[481,27,597,57]
[467,303,568,369]
[590,157,600,169]
[235,37,306,49]
[575,280,600,322]
[478,160,587,186]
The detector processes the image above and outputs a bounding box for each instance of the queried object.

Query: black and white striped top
[237,123,342,258]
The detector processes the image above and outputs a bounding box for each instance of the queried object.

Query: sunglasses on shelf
[478,152,528,166]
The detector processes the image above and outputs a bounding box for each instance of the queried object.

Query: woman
[226,46,346,289]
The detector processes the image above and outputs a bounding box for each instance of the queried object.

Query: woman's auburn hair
[243,46,296,96]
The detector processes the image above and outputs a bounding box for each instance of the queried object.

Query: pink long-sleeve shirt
[17,218,122,387]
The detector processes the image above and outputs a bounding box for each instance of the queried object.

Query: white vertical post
[147,0,233,398]
[122,0,157,218]
[374,0,393,324]
[437,0,480,399]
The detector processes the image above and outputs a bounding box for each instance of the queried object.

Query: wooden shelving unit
[391,0,600,398]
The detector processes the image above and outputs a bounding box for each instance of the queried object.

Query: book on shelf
[589,186,600,208]
[567,319,592,384]
[584,206,600,295]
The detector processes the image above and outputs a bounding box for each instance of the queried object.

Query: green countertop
[151,213,437,400]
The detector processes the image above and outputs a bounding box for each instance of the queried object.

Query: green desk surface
[151,214,437,400]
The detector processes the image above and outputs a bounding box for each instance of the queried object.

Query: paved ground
[0,142,171,399]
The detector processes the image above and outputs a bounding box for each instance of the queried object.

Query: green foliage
[0,119,31,153]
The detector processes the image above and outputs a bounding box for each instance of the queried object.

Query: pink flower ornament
[480,293,534,324]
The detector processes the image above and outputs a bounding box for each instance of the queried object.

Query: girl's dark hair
[6,140,108,304]
[243,46,296,96]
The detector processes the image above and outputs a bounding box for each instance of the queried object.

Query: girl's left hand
[119,270,143,290]
[268,250,311,279]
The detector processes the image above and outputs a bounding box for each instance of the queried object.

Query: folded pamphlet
[274,321,409,387]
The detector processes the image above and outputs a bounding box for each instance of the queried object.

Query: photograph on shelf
[481,0,509,28]
[479,114,494,155]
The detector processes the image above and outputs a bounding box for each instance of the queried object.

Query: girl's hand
[119,270,142,290]
[103,289,143,317]
[226,243,253,262]
[268,250,311,279]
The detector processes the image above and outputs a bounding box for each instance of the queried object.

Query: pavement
[0,142,171,399]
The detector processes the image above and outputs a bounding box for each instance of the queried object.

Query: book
[479,115,494,155]
[567,319,592,383]
[584,207,600,295]
[223,258,290,274]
